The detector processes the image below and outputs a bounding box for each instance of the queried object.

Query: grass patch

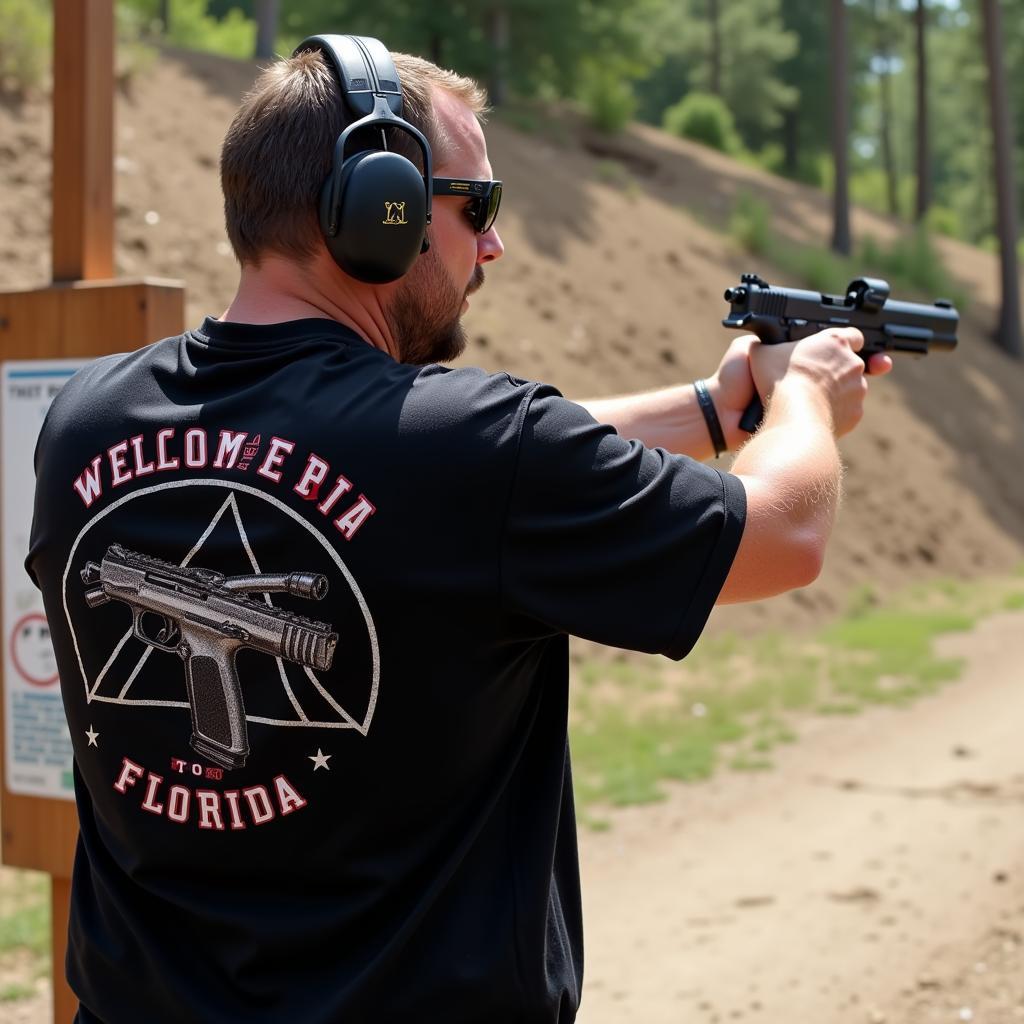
[0,981,36,1002]
[593,159,642,201]
[0,869,50,967]
[0,900,48,957]
[822,610,971,706]
[570,572,1024,822]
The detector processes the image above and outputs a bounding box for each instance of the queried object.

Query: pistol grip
[740,395,764,433]
[184,650,249,771]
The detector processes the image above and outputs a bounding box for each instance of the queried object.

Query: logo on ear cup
[383,201,407,226]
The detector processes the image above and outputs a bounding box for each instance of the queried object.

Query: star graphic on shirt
[85,725,99,748]
[309,748,331,771]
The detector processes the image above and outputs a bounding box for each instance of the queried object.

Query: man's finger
[866,352,894,376]
[834,327,865,352]
[729,334,759,356]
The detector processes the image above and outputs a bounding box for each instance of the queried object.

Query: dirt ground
[2,45,1024,1023]
[579,611,1024,1024]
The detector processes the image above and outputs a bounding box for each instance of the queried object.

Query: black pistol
[723,273,958,432]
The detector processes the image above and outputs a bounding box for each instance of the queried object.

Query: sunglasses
[432,178,503,234]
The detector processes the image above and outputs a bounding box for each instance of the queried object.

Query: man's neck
[219,254,399,360]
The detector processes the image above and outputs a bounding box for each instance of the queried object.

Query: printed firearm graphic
[81,544,338,770]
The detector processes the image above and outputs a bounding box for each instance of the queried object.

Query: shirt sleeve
[499,384,747,660]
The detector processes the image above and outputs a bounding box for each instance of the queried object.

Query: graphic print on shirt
[80,543,339,770]
[61,480,380,781]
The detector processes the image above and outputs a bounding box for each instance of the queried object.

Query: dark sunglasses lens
[482,183,502,233]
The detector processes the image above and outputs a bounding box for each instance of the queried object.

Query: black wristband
[694,379,728,458]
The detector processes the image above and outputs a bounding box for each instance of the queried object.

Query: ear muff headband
[293,34,434,283]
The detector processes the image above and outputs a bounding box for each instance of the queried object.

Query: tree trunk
[429,33,443,66]
[486,4,509,107]
[873,0,899,217]
[254,0,280,60]
[914,0,931,221]
[709,0,722,96]
[157,0,170,32]
[831,0,851,255]
[783,107,799,177]
[981,0,1023,357]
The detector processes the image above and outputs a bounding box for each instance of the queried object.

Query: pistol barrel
[219,572,328,600]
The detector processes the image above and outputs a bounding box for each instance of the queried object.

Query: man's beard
[385,247,483,366]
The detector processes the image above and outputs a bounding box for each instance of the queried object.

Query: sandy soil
[579,610,1024,1024]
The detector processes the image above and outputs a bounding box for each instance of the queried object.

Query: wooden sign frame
[0,284,186,1021]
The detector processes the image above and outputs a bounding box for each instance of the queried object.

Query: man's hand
[709,332,895,445]
[706,335,758,447]
[750,328,895,437]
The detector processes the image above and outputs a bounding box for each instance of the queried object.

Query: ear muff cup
[320,150,428,284]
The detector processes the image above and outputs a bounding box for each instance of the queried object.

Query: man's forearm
[731,377,842,557]
[578,379,746,460]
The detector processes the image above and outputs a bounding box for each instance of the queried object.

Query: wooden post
[52,0,115,282]
[0,4,186,1023]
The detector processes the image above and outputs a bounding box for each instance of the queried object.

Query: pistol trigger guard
[132,609,148,646]
[133,611,181,654]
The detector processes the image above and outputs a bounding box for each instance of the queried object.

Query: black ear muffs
[295,34,433,284]
[320,150,428,284]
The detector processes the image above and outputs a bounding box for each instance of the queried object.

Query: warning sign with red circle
[3,358,81,800]
[10,612,59,687]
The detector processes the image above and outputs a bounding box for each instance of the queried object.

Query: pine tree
[980,0,1023,356]
[914,0,931,221]
[254,0,279,59]
[831,0,852,255]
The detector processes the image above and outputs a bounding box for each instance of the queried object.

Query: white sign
[3,361,83,800]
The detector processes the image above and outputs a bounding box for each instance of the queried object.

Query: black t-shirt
[27,317,746,1023]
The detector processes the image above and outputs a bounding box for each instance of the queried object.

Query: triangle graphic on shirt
[81,491,373,736]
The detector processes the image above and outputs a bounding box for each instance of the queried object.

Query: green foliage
[0,0,51,96]
[115,3,160,86]
[858,226,961,302]
[751,142,825,186]
[279,0,667,109]
[577,59,637,135]
[656,0,796,148]
[164,0,256,58]
[774,0,829,177]
[663,91,741,154]
[925,204,962,239]
[729,190,771,255]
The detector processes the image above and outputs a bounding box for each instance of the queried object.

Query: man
[28,40,891,1024]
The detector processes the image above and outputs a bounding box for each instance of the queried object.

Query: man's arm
[577,336,757,460]
[717,376,841,602]
[577,380,746,462]
[718,328,892,604]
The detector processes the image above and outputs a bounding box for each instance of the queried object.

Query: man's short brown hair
[221,49,487,266]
